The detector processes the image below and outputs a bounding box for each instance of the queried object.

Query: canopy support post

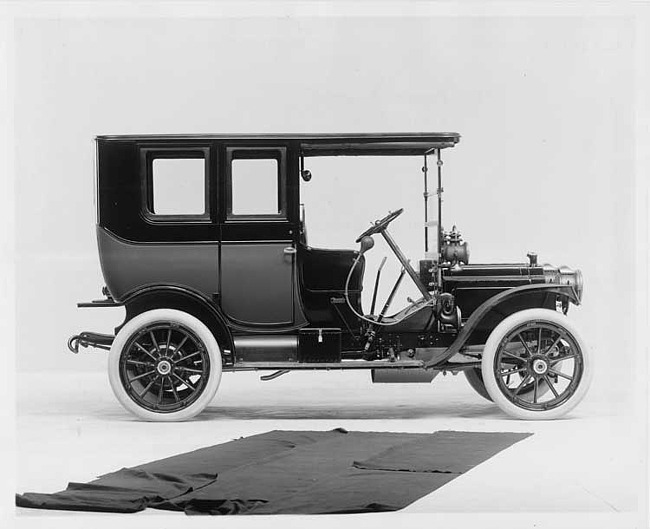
[437,148,443,260]
[423,148,440,257]
[423,153,430,253]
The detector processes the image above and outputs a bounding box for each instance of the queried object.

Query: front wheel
[481,309,592,420]
[108,309,222,421]
[465,366,552,403]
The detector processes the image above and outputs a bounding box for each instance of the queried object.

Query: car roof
[95,132,461,156]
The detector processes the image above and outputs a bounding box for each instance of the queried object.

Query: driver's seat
[297,243,364,326]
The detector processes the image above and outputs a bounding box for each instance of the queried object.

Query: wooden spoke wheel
[481,309,592,420]
[109,309,222,421]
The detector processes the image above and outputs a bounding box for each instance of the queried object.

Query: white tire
[465,366,552,403]
[108,309,222,421]
[481,308,592,420]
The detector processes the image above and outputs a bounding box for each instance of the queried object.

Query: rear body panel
[97,226,219,301]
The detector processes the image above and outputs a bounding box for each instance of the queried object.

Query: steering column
[356,209,433,301]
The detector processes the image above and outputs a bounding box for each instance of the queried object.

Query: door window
[226,148,286,220]
[231,159,279,215]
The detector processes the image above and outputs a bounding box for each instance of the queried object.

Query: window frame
[225,147,287,222]
[140,147,211,223]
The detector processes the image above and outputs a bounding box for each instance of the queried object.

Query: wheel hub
[156,359,172,375]
[530,355,549,376]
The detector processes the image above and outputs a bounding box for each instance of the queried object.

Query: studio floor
[12,368,647,529]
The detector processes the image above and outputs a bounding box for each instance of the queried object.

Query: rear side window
[226,147,286,220]
[152,158,205,215]
[141,147,210,221]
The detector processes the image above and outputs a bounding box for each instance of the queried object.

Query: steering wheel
[356,208,404,243]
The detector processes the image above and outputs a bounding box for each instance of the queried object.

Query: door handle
[283,247,297,255]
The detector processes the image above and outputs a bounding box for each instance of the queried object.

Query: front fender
[424,283,579,368]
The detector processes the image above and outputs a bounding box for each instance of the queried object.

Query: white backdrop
[12,14,638,415]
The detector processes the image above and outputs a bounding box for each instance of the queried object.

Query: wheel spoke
[550,353,577,365]
[134,342,157,361]
[549,368,574,381]
[173,335,189,358]
[513,374,532,395]
[543,333,562,355]
[126,359,155,367]
[157,376,165,404]
[168,376,180,403]
[177,366,203,374]
[533,377,539,404]
[173,373,196,391]
[150,331,161,356]
[537,327,543,354]
[129,369,156,382]
[501,350,526,363]
[543,374,560,398]
[165,327,172,352]
[138,375,160,397]
[517,333,533,356]
[176,350,201,363]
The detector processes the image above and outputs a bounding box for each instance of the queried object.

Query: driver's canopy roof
[295,132,460,156]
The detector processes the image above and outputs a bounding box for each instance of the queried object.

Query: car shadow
[196,401,499,421]
[73,398,501,423]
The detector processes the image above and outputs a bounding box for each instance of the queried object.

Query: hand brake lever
[369,256,388,317]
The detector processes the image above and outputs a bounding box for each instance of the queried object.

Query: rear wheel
[108,309,222,421]
[481,308,592,420]
[464,368,493,402]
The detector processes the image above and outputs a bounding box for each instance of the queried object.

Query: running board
[229,360,426,371]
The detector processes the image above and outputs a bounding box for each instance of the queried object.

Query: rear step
[68,332,115,353]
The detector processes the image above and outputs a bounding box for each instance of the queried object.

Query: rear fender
[120,284,234,353]
[424,283,579,368]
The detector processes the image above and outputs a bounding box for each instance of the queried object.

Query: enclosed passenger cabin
[95,133,461,337]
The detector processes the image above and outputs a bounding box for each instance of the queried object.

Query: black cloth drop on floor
[17,429,532,515]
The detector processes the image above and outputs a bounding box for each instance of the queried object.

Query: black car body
[70,133,591,421]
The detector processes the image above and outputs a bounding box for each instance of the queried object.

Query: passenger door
[219,146,296,326]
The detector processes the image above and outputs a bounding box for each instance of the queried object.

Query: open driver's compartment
[297,244,365,328]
